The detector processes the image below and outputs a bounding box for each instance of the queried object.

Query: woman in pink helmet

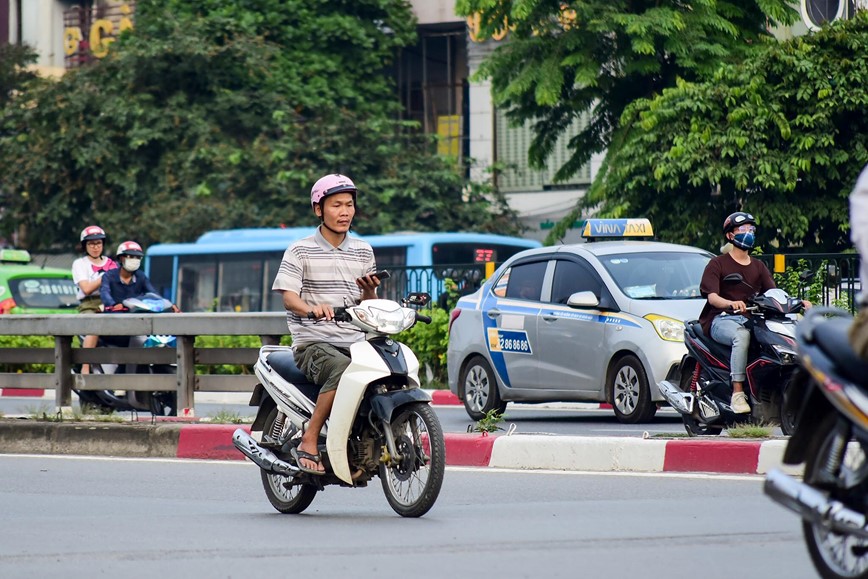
[71,225,118,374]
[271,173,384,474]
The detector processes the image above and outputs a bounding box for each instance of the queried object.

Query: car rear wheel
[460,356,506,421]
[608,355,657,424]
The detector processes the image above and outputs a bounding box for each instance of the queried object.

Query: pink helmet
[116,240,144,257]
[310,174,357,208]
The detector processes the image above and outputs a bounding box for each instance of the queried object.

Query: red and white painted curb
[174,424,799,476]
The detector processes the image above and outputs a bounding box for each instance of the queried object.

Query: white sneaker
[731,391,750,414]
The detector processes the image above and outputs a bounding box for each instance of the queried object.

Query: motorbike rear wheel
[379,402,445,518]
[259,407,317,514]
[802,414,868,579]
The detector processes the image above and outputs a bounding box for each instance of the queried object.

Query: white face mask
[123,257,141,272]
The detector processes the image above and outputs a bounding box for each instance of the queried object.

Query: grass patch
[470,409,505,434]
[726,422,774,438]
[204,409,251,424]
[651,432,691,438]
[23,403,124,423]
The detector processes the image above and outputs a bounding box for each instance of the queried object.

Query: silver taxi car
[446,219,713,424]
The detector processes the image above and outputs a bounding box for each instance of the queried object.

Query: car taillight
[448,308,461,335]
[0,297,16,314]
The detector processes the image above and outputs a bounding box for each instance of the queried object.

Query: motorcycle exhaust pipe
[657,380,694,415]
[764,469,868,540]
[232,429,300,477]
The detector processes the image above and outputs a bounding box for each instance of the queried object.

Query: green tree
[0,2,521,251]
[596,14,868,252]
[456,0,797,241]
[0,44,42,108]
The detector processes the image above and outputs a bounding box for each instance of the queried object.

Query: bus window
[373,246,407,268]
[178,257,217,312]
[218,256,263,312]
[148,256,174,300]
[264,256,284,311]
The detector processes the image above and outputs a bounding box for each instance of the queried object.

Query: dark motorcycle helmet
[722,212,757,250]
[722,212,757,235]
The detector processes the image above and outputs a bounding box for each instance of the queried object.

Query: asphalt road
[0,455,815,579]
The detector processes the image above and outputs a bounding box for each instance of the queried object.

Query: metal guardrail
[0,313,288,416]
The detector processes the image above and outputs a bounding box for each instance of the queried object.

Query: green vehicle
[0,249,78,314]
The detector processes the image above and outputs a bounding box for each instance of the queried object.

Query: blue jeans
[710,315,750,383]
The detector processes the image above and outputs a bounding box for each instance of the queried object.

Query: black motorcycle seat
[687,320,733,364]
[266,350,321,402]
[812,317,868,386]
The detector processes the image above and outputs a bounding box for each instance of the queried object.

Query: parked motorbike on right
[764,307,868,579]
[75,293,178,416]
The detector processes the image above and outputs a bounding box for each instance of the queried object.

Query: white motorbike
[232,292,446,518]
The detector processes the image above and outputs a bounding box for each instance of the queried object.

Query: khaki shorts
[78,295,102,313]
[295,343,351,394]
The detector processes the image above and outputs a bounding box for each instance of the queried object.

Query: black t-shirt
[698,253,775,335]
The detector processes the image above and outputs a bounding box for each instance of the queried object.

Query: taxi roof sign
[582,218,653,240]
[0,249,31,264]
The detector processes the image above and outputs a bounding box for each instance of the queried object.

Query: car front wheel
[460,356,506,421]
[608,355,656,424]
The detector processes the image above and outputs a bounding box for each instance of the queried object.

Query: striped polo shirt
[272,227,376,350]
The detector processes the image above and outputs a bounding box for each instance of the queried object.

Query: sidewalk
[0,389,798,476]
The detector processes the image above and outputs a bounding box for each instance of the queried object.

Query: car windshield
[600,251,711,300]
[10,277,79,310]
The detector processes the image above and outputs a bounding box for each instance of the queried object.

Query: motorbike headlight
[766,320,796,339]
[644,314,685,342]
[352,304,415,334]
[771,344,798,364]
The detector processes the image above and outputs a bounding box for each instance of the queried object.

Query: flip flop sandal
[291,447,325,476]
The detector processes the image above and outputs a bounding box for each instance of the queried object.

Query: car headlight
[644,314,685,342]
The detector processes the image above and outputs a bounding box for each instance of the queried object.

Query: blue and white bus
[144,228,541,312]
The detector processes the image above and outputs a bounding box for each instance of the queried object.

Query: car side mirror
[567,291,599,309]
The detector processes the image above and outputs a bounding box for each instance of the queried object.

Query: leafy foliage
[397,306,451,387]
[0,1,522,252]
[455,0,796,187]
[596,14,868,252]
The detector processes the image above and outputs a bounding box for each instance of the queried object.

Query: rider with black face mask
[698,212,775,414]
[100,241,180,312]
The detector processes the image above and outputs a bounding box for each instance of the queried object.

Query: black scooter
[75,293,178,416]
[657,273,806,436]
[765,307,868,579]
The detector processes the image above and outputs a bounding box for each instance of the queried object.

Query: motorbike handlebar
[415,312,432,324]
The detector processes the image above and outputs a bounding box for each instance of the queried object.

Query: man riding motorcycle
[698,212,810,414]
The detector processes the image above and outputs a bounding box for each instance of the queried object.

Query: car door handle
[542,314,558,321]
[487,309,501,318]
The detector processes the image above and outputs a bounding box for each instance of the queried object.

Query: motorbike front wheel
[803,414,868,579]
[259,407,318,514]
[379,402,445,518]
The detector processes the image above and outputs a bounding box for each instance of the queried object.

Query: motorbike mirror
[723,273,744,283]
[405,292,431,307]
